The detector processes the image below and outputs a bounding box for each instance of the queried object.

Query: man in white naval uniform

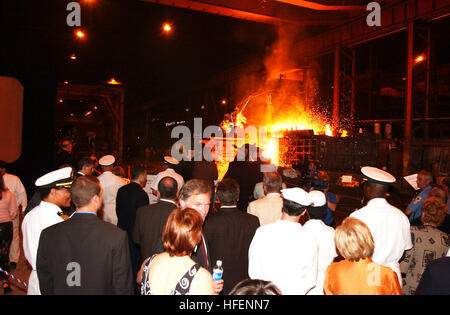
[150,156,184,196]
[22,167,73,295]
[248,187,318,295]
[0,161,27,270]
[303,190,337,295]
[97,155,126,225]
[350,166,412,286]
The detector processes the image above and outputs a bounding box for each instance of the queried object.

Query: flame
[325,124,333,136]
[341,130,348,137]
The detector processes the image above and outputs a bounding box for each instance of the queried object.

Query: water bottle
[212,260,223,280]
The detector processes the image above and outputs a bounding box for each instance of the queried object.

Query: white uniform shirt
[248,220,318,295]
[22,201,64,295]
[350,198,412,284]
[303,219,337,295]
[98,171,126,225]
[3,173,27,209]
[150,168,184,193]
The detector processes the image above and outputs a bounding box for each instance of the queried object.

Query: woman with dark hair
[138,208,214,295]
[0,173,18,294]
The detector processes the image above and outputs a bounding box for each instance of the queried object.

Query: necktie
[200,237,208,270]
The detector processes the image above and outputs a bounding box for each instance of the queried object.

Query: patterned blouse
[400,225,450,295]
[140,255,200,295]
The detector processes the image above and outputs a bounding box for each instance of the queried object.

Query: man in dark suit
[116,166,149,282]
[132,176,178,263]
[36,175,134,295]
[224,144,262,211]
[203,178,260,294]
[75,156,95,178]
[150,179,224,294]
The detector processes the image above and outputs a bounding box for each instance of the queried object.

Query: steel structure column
[332,44,340,128]
[404,20,414,177]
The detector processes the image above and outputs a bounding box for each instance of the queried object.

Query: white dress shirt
[150,168,184,193]
[248,220,318,295]
[303,219,337,295]
[350,198,412,284]
[98,171,126,225]
[22,201,64,295]
[3,173,27,209]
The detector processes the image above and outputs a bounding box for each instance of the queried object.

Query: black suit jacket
[36,212,134,295]
[224,161,262,210]
[203,206,260,294]
[132,200,178,262]
[153,232,211,271]
[416,257,450,295]
[116,182,149,236]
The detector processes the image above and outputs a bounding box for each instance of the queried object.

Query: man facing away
[97,155,126,225]
[22,167,73,295]
[133,176,178,263]
[248,187,318,295]
[350,166,412,286]
[203,178,260,294]
[36,175,134,295]
[303,190,337,295]
[76,156,95,178]
[116,166,149,283]
[247,172,283,226]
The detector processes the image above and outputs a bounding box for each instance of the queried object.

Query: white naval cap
[309,190,327,207]
[164,156,179,165]
[99,155,115,166]
[361,166,396,184]
[281,187,311,206]
[35,167,73,189]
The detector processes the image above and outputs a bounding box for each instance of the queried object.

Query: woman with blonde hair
[324,217,402,295]
[139,208,214,295]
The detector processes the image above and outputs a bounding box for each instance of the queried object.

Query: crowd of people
[0,143,449,296]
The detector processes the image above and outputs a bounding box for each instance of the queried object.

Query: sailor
[150,156,185,197]
[97,155,126,225]
[22,167,73,295]
[350,166,412,286]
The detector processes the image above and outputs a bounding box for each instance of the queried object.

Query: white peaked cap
[281,187,312,206]
[164,156,179,165]
[309,190,327,207]
[361,166,396,184]
[99,155,116,166]
[35,167,73,188]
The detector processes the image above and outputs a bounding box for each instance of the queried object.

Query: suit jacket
[416,257,450,295]
[132,200,178,262]
[116,182,149,236]
[203,206,260,294]
[224,161,262,210]
[247,193,283,226]
[36,212,134,295]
